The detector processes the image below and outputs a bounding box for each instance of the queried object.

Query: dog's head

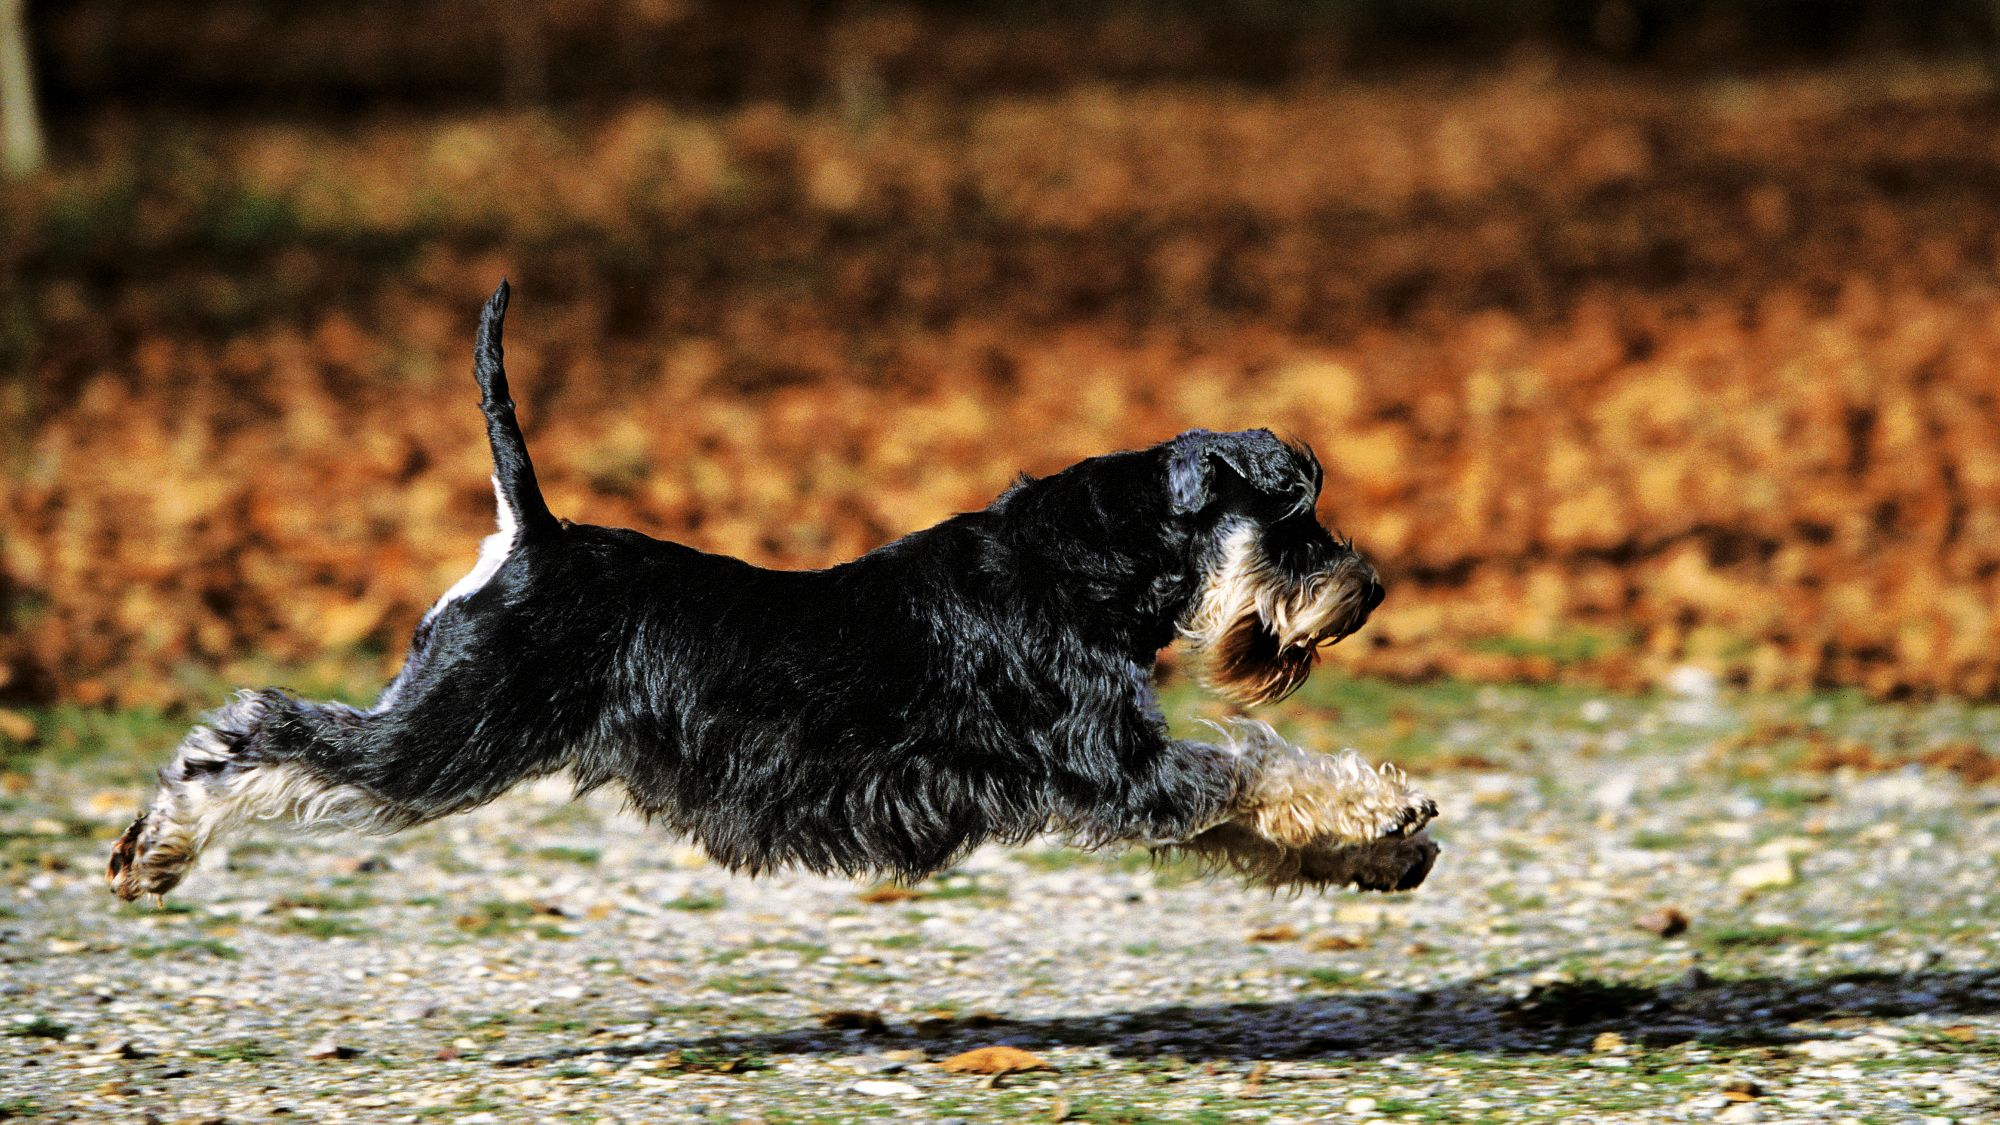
[1164,429,1382,706]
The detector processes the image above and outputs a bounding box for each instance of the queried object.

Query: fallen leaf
[1247,924,1299,943]
[857,885,921,904]
[1307,934,1368,952]
[0,709,37,743]
[938,1046,1052,1076]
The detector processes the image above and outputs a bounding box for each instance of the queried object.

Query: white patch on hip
[422,474,518,625]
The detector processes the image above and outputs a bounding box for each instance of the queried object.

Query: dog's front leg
[1169,721,1439,892]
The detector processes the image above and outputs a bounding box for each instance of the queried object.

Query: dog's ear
[1166,429,1320,516]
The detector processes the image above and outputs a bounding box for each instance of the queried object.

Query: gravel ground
[3,673,1999,1123]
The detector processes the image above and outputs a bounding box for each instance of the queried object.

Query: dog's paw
[1175,821,1439,893]
[1214,720,1437,849]
[106,811,193,904]
[1300,831,1439,893]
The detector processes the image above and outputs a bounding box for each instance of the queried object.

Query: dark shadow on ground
[498,967,2000,1066]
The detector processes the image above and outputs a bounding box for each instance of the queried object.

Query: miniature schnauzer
[109,282,1437,905]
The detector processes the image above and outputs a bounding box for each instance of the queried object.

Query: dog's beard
[1179,525,1375,706]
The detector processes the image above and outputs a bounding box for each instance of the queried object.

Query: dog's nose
[1362,574,1386,614]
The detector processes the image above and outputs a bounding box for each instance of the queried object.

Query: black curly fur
[126,283,1390,888]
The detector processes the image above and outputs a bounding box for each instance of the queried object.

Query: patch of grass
[283,914,371,939]
[1016,847,1093,871]
[128,937,240,960]
[874,933,922,950]
[664,892,726,911]
[7,1016,68,1041]
[1291,967,1362,990]
[663,1047,769,1073]
[917,875,1008,903]
[0,1097,40,1120]
[454,899,544,937]
[1631,829,1692,850]
[706,973,788,995]
[1698,923,1893,953]
[535,846,601,865]
[1487,885,1548,911]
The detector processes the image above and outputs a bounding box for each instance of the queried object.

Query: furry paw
[106,811,192,903]
[1214,719,1437,848]
[1172,720,1441,892]
[1177,821,1438,893]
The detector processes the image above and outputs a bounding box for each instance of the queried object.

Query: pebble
[852,1080,922,1098]
[1728,857,1796,891]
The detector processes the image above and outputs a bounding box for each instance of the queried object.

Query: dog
[108,282,1437,906]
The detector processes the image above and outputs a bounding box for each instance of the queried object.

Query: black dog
[109,282,1437,904]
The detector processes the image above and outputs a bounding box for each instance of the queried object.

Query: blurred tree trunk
[0,0,43,178]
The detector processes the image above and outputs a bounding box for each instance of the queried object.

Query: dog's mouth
[1187,603,1363,707]
[1179,533,1382,707]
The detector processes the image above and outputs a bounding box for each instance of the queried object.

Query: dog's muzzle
[1179,528,1383,706]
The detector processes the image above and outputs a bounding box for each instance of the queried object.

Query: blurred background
[5,0,2000,713]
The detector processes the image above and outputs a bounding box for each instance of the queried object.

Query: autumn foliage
[5,43,2000,707]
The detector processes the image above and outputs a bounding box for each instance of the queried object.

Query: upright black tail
[476,280,560,540]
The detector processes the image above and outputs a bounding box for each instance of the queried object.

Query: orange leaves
[937,1046,1052,1076]
[8,66,2000,706]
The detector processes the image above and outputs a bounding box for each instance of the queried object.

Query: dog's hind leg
[106,691,410,902]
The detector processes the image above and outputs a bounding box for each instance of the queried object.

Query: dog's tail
[475,280,561,541]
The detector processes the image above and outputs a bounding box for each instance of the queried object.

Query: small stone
[1592,1031,1627,1053]
[1666,664,1720,699]
[1716,1102,1764,1123]
[1728,857,1795,891]
[851,1079,920,1098]
[1633,907,1690,938]
[391,1001,437,1021]
[1344,1095,1378,1114]
[1939,1079,1990,1108]
[1721,1077,1762,1100]
[304,1036,361,1060]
